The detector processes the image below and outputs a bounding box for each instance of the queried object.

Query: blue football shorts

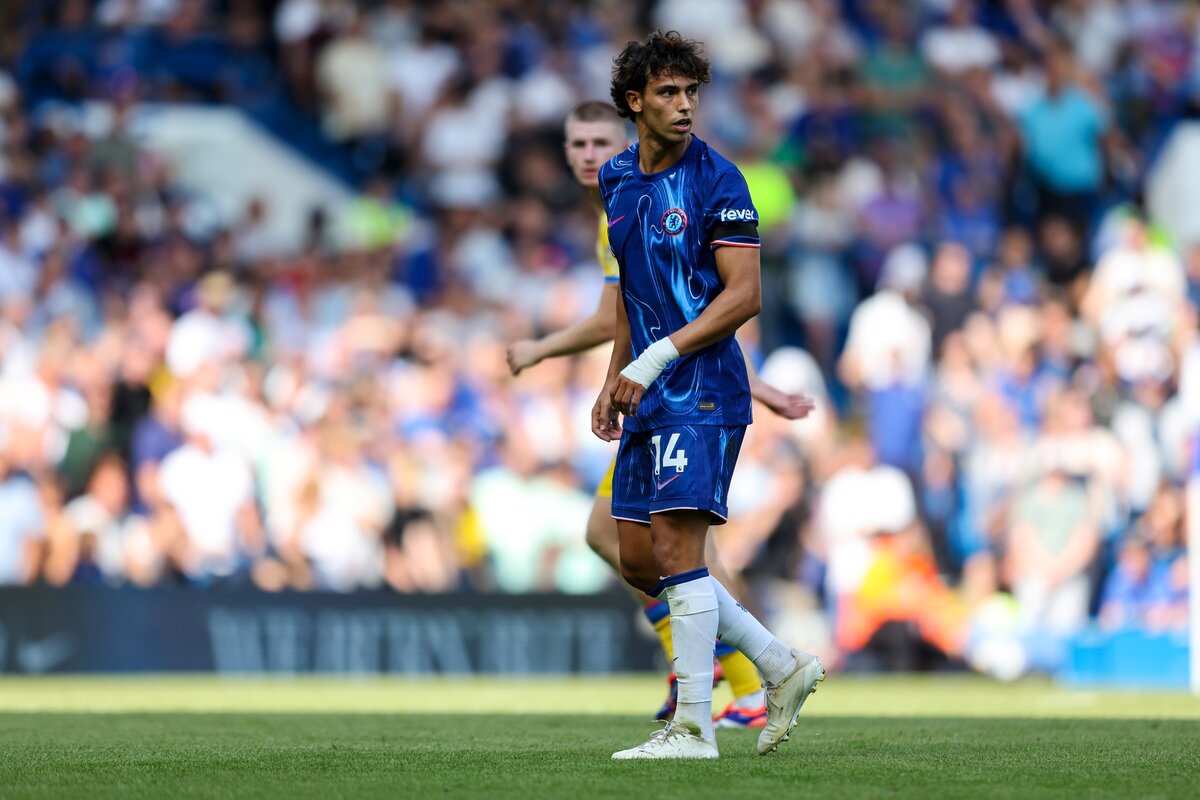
[610,424,746,525]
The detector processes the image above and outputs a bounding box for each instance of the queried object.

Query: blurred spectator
[1099,535,1155,629]
[231,196,281,266]
[921,242,976,358]
[0,0,1194,685]
[921,1,1001,77]
[165,271,251,379]
[296,421,390,590]
[861,6,929,139]
[382,451,460,593]
[157,393,263,583]
[1005,460,1099,642]
[820,443,966,670]
[841,245,931,474]
[785,174,856,373]
[977,226,1040,313]
[1016,47,1112,227]
[316,10,394,173]
[840,245,931,393]
[45,452,142,585]
[0,446,45,585]
[1099,481,1188,633]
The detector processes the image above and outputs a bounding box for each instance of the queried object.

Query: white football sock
[664,575,718,741]
[710,577,804,685]
[756,639,802,686]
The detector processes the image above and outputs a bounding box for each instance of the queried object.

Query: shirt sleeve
[705,167,760,250]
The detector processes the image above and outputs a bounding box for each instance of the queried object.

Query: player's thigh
[585,494,620,572]
[649,508,711,576]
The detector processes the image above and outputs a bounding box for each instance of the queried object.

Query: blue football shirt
[598,135,759,432]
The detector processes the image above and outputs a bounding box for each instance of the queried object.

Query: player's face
[563,119,626,187]
[628,72,699,145]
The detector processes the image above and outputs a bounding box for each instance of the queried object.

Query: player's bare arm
[611,245,760,417]
[743,347,815,420]
[506,282,619,375]
[591,293,633,442]
[670,244,761,354]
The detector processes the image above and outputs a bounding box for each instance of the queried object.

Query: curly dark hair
[609,30,712,119]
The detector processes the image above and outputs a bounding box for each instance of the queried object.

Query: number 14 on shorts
[651,433,688,475]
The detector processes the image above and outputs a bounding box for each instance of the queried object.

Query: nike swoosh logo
[655,474,681,491]
[607,214,626,227]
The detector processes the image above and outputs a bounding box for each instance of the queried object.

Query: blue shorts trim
[610,504,731,525]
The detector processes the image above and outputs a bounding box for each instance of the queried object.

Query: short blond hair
[564,100,625,136]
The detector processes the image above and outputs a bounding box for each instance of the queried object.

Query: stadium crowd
[0,0,1198,677]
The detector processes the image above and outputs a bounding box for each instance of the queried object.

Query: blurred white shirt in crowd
[920,21,1000,74]
[1053,0,1126,74]
[0,471,44,585]
[388,42,460,122]
[0,239,35,301]
[317,32,391,140]
[159,396,254,578]
[819,464,917,596]
[843,290,932,390]
[63,494,129,583]
[159,444,252,578]
[165,308,250,378]
[301,502,382,592]
[274,0,321,44]
[421,83,510,176]
[1091,244,1185,308]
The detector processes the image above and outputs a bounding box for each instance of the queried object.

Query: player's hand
[611,374,645,418]
[506,340,542,376]
[592,384,622,441]
[755,386,815,420]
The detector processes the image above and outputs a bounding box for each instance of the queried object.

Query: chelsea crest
[661,208,688,236]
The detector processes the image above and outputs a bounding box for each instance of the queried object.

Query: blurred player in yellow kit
[507,101,813,727]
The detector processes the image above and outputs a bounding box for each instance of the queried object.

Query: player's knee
[651,537,690,578]
[619,557,658,595]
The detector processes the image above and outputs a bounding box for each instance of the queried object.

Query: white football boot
[757,652,825,755]
[611,721,719,760]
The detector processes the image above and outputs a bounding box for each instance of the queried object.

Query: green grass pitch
[1,675,1198,799]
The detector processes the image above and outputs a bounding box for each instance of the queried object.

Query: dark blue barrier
[0,587,660,675]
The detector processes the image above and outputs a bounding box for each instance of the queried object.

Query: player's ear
[625,90,643,115]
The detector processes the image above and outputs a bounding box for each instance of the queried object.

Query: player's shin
[660,568,719,742]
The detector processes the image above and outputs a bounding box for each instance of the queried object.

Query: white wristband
[620,337,680,388]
